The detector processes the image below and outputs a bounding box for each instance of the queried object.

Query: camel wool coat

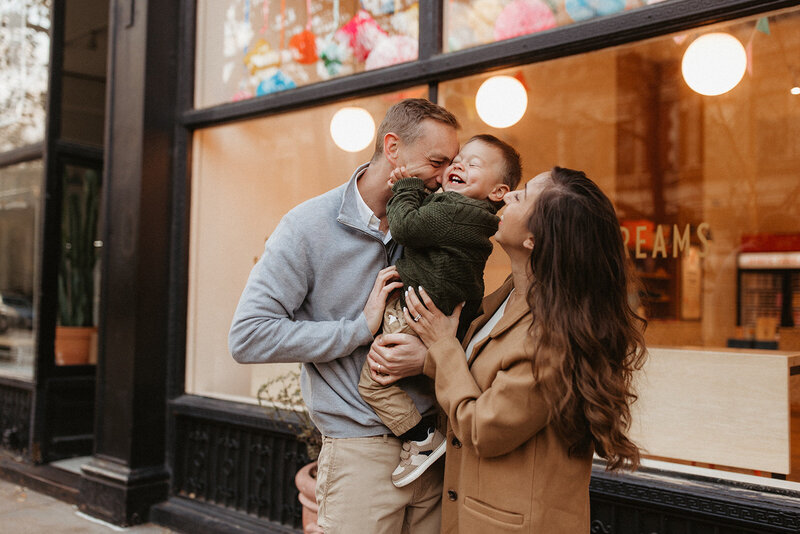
[423,278,593,533]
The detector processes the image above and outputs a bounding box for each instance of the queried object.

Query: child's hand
[363,266,403,335]
[387,166,413,187]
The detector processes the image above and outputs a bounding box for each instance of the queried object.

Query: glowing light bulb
[330,107,376,152]
[681,32,747,96]
[791,86,800,95]
[475,76,528,128]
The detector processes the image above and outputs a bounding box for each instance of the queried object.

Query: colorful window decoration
[195,0,419,108]
[444,0,674,53]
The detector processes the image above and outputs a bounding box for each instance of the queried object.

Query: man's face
[396,119,459,191]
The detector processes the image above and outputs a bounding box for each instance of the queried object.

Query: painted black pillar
[78,0,178,525]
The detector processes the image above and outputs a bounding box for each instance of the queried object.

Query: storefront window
[186,87,426,402]
[195,0,419,108]
[0,160,42,381]
[440,5,800,482]
[0,0,51,151]
[444,0,676,53]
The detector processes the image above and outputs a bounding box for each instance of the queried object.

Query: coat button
[447,490,458,501]
[451,437,462,448]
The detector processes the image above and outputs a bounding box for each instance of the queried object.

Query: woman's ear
[523,235,534,251]
[488,184,510,204]
[383,132,400,165]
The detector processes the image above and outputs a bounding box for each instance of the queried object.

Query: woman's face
[495,171,550,251]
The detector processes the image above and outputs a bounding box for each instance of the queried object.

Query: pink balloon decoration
[365,35,418,70]
[335,9,388,63]
[493,0,557,41]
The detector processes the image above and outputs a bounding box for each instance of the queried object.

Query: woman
[399,167,647,533]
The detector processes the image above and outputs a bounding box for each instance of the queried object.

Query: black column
[78,0,178,525]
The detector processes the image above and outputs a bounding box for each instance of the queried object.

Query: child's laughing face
[442,140,506,201]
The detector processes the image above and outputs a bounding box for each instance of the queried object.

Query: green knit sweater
[387,177,499,322]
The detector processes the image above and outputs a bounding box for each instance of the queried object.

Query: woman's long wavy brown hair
[527,167,647,471]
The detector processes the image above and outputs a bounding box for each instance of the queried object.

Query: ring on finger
[413,314,421,322]
[378,363,382,372]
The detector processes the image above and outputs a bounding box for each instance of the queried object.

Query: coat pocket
[463,496,524,526]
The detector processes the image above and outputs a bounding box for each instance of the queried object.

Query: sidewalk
[0,477,176,534]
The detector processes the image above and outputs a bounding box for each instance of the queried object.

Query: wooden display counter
[630,347,800,477]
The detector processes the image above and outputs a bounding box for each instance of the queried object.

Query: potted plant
[258,369,323,534]
[55,167,100,365]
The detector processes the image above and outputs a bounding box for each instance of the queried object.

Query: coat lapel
[464,277,530,366]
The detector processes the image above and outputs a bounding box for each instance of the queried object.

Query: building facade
[1,1,800,532]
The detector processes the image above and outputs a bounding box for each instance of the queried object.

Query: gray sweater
[228,164,436,438]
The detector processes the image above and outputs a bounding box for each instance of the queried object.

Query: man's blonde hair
[371,98,460,160]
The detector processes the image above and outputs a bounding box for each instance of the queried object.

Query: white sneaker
[391,428,446,488]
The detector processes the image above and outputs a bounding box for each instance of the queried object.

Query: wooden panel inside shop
[630,347,800,478]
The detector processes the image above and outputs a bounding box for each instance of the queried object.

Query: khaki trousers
[315,435,443,534]
[358,291,423,436]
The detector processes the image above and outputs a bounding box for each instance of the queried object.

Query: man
[229,98,460,533]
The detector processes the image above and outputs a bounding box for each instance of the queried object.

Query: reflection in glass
[195,0,419,108]
[0,160,43,380]
[0,1,51,151]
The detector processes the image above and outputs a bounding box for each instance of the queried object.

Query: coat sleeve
[387,178,455,246]
[228,215,374,364]
[424,336,551,458]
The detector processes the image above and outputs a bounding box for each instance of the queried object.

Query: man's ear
[523,235,534,251]
[488,184,510,204]
[383,132,400,165]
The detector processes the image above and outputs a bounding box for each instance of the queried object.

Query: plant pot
[55,326,97,365]
[295,460,323,534]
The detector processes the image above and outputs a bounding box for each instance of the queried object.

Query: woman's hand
[404,286,463,347]
[367,333,427,385]
[363,266,403,335]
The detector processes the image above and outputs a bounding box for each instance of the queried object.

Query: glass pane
[0,0,51,151]
[195,0,419,108]
[186,87,427,400]
[0,159,43,381]
[55,163,102,366]
[444,0,678,53]
[441,6,800,482]
[441,7,800,350]
[60,0,108,146]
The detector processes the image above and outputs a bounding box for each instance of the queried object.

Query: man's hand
[367,333,427,385]
[363,266,403,335]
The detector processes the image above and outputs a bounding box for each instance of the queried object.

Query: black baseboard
[78,457,170,527]
[150,496,301,534]
[0,452,81,504]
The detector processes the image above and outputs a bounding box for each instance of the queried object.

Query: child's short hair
[467,134,522,208]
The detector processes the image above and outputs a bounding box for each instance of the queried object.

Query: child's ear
[488,183,510,204]
[383,133,400,165]
[523,235,534,251]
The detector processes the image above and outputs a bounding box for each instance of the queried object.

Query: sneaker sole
[392,439,447,488]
